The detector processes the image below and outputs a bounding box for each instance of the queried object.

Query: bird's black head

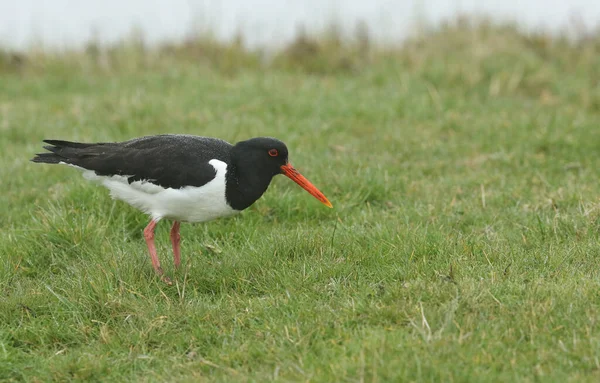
[227,136,332,211]
[231,137,289,177]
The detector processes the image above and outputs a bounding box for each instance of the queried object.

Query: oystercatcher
[32,135,332,283]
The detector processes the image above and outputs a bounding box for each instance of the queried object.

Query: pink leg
[170,221,181,269]
[143,220,171,284]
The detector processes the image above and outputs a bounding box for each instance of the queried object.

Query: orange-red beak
[280,163,333,208]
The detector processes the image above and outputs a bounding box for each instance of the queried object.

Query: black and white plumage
[32,134,332,283]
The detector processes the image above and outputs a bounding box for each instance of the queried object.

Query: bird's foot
[160,275,173,285]
[154,266,172,285]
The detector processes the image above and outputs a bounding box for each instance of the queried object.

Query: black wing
[32,134,233,189]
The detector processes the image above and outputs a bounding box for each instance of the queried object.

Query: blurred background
[2,0,600,51]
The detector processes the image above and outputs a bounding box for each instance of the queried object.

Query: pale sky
[1,0,599,50]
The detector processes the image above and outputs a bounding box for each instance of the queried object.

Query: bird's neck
[225,164,274,211]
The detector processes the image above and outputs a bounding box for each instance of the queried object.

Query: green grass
[2,20,600,381]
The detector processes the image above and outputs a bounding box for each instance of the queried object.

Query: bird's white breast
[73,159,239,222]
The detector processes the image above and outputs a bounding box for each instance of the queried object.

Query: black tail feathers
[31,139,91,164]
[31,152,63,164]
[42,139,94,149]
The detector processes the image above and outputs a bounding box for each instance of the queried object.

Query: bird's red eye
[268,149,279,157]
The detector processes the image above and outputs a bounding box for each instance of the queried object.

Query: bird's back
[32,134,234,189]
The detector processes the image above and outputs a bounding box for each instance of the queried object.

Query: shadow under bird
[32,135,332,283]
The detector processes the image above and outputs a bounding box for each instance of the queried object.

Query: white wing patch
[62,159,239,222]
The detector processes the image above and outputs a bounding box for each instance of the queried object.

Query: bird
[32,134,332,283]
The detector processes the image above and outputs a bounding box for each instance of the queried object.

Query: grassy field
[2,21,600,381]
